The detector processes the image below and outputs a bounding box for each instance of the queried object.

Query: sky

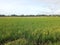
[0,0,60,15]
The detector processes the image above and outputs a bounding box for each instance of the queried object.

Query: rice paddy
[0,17,60,45]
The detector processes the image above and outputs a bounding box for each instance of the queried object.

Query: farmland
[0,17,60,45]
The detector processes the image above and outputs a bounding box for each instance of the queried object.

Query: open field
[0,17,60,45]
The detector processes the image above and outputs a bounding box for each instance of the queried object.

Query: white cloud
[0,0,60,14]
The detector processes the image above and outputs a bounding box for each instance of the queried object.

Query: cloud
[36,0,60,8]
[0,0,60,14]
[37,0,60,4]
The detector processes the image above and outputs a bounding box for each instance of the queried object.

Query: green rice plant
[0,17,60,45]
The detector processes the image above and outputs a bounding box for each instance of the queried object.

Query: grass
[0,17,60,45]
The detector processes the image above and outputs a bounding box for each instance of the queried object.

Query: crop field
[0,17,60,45]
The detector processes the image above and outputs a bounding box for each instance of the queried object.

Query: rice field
[0,17,60,45]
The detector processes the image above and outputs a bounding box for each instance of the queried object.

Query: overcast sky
[0,0,60,15]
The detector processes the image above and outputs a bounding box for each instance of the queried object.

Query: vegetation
[0,14,60,17]
[0,17,60,45]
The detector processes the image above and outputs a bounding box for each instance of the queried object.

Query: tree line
[0,14,60,17]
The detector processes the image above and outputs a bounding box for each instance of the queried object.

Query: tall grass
[0,17,60,45]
